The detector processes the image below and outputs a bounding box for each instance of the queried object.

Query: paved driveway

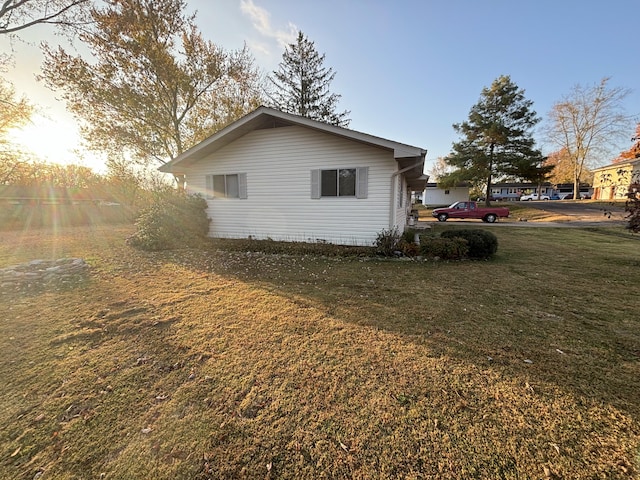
[523,200,626,222]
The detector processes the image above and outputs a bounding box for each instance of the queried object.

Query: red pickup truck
[432,201,510,223]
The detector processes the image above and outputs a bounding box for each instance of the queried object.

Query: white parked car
[520,193,550,201]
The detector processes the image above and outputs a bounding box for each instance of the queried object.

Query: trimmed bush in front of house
[440,229,498,259]
[374,227,420,257]
[419,235,469,260]
[127,193,210,251]
[374,227,403,256]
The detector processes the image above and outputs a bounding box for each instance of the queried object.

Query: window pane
[226,174,239,198]
[339,169,356,196]
[213,175,225,197]
[321,170,338,196]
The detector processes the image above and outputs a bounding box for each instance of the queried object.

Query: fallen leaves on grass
[0,225,638,479]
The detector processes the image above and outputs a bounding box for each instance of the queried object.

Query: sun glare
[8,114,106,173]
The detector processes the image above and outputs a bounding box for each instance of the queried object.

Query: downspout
[389,156,426,228]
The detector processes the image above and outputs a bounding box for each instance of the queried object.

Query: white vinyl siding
[310,169,321,199]
[185,126,396,245]
[422,185,470,207]
[393,175,409,229]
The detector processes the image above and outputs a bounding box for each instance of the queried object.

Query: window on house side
[206,173,246,199]
[321,169,356,197]
[339,169,356,196]
[311,167,367,199]
[213,175,226,197]
[226,174,239,198]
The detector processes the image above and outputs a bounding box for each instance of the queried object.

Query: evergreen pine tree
[441,75,543,205]
[267,31,350,127]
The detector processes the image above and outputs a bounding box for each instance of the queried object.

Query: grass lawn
[0,224,639,479]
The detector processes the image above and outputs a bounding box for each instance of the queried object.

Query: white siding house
[422,183,469,206]
[159,107,428,246]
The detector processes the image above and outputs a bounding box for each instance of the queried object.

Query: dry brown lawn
[0,224,639,479]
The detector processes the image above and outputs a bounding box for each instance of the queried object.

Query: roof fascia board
[159,106,426,173]
[591,158,640,172]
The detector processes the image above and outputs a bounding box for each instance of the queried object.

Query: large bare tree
[546,78,631,199]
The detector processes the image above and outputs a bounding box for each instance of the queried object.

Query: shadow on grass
[169,235,640,420]
[1,224,638,478]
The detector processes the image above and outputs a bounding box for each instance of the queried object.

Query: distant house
[159,107,428,246]
[422,183,469,206]
[490,182,554,201]
[554,183,593,199]
[490,182,593,200]
[490,183,527,201]
[591,158,640,200]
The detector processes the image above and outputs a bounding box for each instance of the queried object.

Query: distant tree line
[2,0,638,230]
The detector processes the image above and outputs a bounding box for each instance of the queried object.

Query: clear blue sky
[3,0,639,173]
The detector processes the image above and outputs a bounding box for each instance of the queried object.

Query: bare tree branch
[546,78,632,199]
[0,0,90,35]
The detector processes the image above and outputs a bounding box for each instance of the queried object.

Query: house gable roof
[592,158,640,172]
[159,107,427,186]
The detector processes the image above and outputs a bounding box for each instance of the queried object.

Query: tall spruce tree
[267,31,350,127]
[442,75,543,205]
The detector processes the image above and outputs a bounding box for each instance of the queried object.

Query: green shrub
[397,240,419,257]
[375,228,402,256]
[127,193,210,251]
[419,235,469,260]
[440,229,498,259]
[402,228,418,244]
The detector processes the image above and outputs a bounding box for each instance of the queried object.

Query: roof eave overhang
[397,153,428,191]
[591,158,640,172]
[407,174,430,191]
[159,106,428,174]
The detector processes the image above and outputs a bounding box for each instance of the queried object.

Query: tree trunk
[572,153,583,200]
[485,144,494,207]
